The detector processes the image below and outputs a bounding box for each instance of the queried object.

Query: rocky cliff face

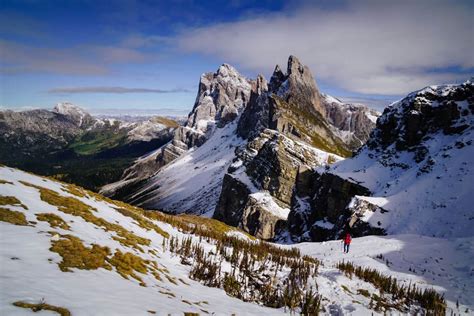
[213,56,381,240]
[214,128,342,240]
[322,94,380,149]
[285,80,474,241]
[102,64,254,201]
[102,56,379,238]
[238,56,378,156]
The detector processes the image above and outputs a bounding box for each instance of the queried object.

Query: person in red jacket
[343,232,352,253]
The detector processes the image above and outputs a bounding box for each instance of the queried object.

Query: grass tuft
[0,195,28,209]
[115,207,169,239]
[13,300,71,316]
[50,234,111,272]
[0,207,29,226]
[107,250,150,286]
[36,213,70,230]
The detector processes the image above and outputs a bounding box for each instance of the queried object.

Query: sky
[0,0,473,115]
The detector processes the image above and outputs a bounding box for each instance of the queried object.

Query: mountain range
[0,55,472,315]
[0,103,178,190]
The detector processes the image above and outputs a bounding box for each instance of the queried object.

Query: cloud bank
[48,86,192,94]
[0,40,151,75]
[175,0,473,95]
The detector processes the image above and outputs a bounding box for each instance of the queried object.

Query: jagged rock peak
[187,63,253,131]
[254,74,268,94]
[269,64,285,92]
[216,63,241,78]
[270,55,325,119]
[287,55,305,75]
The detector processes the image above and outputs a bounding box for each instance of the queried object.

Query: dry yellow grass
[50,234,111,272]
[107,250,150,286]
[0,195,28,209]
[0,207,29,226]
[0,179,13,185]
[36,213,70,230]
[13,300,71,316]
[20,181,150,251]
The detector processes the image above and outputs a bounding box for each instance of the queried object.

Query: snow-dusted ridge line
[328,80,474,238]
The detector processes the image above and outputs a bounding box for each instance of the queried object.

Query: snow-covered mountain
[103,56,379,226]
[1,165,466,315]
[287,80,474,241]
[100,64,254,200]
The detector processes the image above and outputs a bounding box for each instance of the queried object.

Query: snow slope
[127,120,245,216]
[0,166,283,315]
[0,166,466,315]
[293,234,474,314]
[327,81,474,238]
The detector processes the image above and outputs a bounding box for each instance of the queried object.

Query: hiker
[343,232,352,253]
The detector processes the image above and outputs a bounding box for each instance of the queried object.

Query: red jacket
[344,234,352,244]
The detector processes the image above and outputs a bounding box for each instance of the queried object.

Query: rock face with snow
[103,56,378,236]
[214,56,371,240]
[102,65,253,200]
[214,128,342,240]
[286,80,474,241]
[52,102,95,128]
[322,95,381,149]
[157,63,252,160]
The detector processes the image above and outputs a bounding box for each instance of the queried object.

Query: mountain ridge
[103,56,379,221]
[0,104,178,191]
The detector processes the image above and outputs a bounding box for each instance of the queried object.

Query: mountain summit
[52,102,93,128]
[103,56,379,227]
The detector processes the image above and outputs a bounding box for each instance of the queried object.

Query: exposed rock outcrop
[286,171,380,242]
[214,129,342,240]
[52,102,95,128]
[284,80,474,241]
[322,95,380,149]
[238,55,378,156]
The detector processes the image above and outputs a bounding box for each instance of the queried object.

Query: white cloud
[47,86,192,94]
[175,0,473,95]
[0,40,153,75]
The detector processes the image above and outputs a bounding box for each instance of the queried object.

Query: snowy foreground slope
[293,235,474,314]
[0,166,471,315]
[0,166,279,315]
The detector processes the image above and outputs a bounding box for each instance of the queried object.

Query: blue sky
[1,0,472,115]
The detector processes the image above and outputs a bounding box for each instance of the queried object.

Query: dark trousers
[344,243,350,253]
